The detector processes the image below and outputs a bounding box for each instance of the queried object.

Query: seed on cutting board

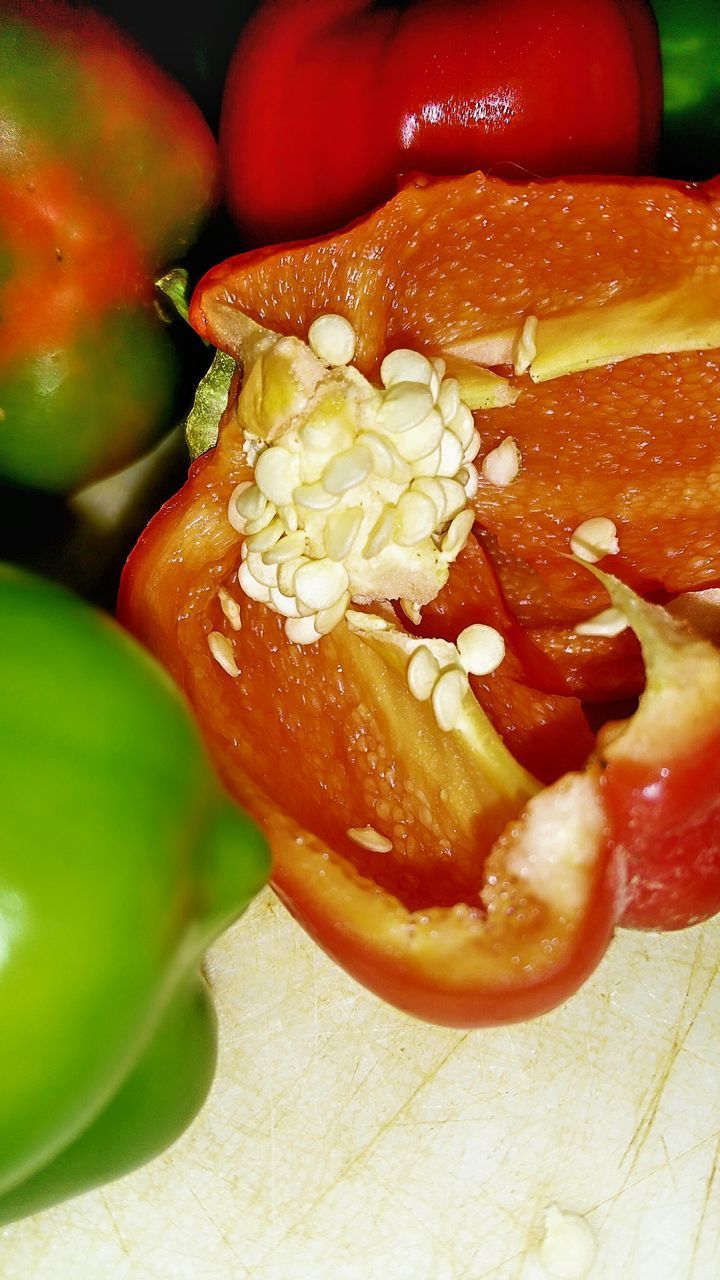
[218,587,242,631]
[346,825,394,853]
[538,1205,597,1280]
[574,606,628,637]
[481,436,521,486]
[432,666,468,731]
[457,624,506,675]
[570,516,619,562]
[207,631,240,677]
[308,313,357,366]
[407,645,441,701]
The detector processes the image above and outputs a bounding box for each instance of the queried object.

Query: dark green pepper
[0,564,269,1222]
[0,1,218,494]
[653,0,720,178]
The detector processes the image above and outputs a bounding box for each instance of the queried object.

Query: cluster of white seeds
[227,314,483,647]
[208,312,629,757]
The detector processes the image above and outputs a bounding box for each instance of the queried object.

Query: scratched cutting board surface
[1,889,719,1280]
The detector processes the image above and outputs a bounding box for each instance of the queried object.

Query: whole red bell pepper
[220,0,662,243]
[0,0,218,493]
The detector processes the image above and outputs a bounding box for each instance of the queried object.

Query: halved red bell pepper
[118,405,620,1028]
[220,0,662,242]
[120,170,720,1026]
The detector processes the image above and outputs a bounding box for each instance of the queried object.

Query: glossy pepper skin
[0,565,269,1222]
[220,0,662,243]
[0,0,218,493]
[652,0,720,179]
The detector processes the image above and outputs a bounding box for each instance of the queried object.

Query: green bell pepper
[0,564,269,1223]
[653,0,720,178]
[0,1,218,494]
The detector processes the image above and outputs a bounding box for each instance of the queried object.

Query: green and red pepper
[0,0,218,493]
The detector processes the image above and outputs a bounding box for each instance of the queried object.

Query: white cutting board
[1,888,719,1280]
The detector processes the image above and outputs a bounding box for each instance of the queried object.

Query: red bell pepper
[120,169,720,1026]
[220,0,662,243]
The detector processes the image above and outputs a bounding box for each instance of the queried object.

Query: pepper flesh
[0,0,218,492]
[220,0,661,242]
[0,566,268,1218]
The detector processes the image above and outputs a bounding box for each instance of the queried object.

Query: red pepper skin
[602,740,720,931]
[220,0,662,243]
[591,582,720,933]
[584,578,720,931]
